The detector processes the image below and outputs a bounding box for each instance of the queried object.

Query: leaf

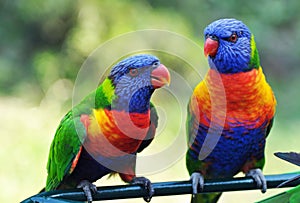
[275,152,300,167]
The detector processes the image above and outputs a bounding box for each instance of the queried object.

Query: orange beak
[151,64,171,89]
[204,37,219,57]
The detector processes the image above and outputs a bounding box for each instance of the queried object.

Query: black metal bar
[21,172,300,203]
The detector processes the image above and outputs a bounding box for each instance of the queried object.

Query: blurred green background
[1,0,300,202]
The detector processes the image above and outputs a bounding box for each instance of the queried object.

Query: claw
[77,180,97,203]
[131,177,154,202]
[190,172,204,194]
[246,168,267,193]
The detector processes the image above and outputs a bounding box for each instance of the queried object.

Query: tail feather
[191,192,222,203]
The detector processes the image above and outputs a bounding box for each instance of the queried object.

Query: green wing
[45,79,114,190]
[185,98,205,175]
[186,99,195,151]
[45,111,86,190]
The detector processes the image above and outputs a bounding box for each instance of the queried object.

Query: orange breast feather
[191,67,276,129]
[80,109,150,157]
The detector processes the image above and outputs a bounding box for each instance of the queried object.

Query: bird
[186,18,276,203]
[257,152,300,203]
[44,54,170,202]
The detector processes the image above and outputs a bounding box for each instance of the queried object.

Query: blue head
[204,18,260,73]
[108,54,170,113]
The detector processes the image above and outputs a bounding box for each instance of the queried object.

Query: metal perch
[21,172,300,203]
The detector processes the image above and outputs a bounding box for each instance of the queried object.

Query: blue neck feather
[112,85,153,113]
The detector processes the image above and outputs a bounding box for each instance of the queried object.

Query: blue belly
[188,124,266,178]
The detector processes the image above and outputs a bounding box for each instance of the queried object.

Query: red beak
[151,64,170,89]
[204,38,219,57]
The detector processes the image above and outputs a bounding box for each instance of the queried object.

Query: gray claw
[190,172,204,194]
[131,177,154,202]
[77,180,97,203]
[246,168,267,193]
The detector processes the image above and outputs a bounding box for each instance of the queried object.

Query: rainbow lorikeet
[186,18,276,203]
[257,152,300,203]
[45,54,170,202]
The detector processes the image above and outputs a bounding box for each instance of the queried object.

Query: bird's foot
[246,168,267,193]
[131,176,154,202]
[190,172,204,194]
[77,180,97,203]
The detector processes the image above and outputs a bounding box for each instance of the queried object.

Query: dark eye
[228,33,238,43]
[129,68,139,77]
[152,61,159,67]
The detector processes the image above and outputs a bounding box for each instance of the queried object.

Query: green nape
[95,78,115,108]
[249,34,260,69]
[71,78,115,117]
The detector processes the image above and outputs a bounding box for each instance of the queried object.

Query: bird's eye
[228,33,238,43]
[129,68,139,77]
[152,61,159,67]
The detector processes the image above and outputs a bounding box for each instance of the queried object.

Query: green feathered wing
[45,111,86,190]
[45,79,114,191]
[185,99,206,175]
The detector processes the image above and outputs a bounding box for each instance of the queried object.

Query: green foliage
[1,0,300,120]
[0,0,192,98]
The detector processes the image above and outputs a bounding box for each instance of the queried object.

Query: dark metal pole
[21,172,300,203]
